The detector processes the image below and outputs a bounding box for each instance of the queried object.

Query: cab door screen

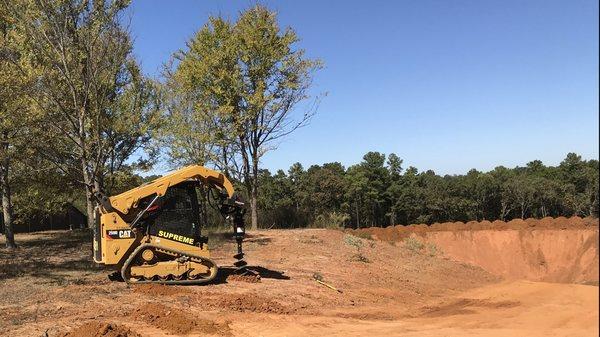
[148,184,199,240]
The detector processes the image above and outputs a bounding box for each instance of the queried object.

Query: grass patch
[402,237,439,256]
[426,243,439,257]
[353,231,373,240]
[343,234,363,249]
[344,234,371,263]
[403,237,425,252]
[309,212,350,229]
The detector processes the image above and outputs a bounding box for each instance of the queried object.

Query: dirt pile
[130,303,230,335]
[131,284,191,296]
[208,294,291,314]
[356,216,598,241]
[356,217,599,283]
[60,322,140,337]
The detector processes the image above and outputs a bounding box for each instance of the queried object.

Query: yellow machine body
[92,165,245,284]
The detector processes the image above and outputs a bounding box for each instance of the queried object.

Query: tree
[288,162,304,210]
[298,163,346,223]
[173,5,323,229]
[503,174,536,219]
[345,152,390,227]
[158,60,226,170]
[0,1,39,248]
[385,153,404,225]
[11,0,158,227]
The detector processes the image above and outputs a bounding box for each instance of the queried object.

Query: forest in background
[255,152,598,229]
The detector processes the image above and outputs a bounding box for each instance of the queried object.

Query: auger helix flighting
[92,165,247,284]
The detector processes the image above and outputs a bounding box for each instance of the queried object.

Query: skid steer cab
[92,165,247,284]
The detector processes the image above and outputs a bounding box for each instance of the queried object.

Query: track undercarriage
[121,243,219,285]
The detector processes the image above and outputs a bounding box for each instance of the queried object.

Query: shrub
[426,242,439,256]
[353,231,373,240]
[344,234,371,263]
[403,236,425,252]
[310,212,350,229]
[343,234,363,250]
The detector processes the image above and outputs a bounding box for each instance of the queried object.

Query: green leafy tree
[0,1,40,248]
[172,5,323,230]
[10,0,158,227]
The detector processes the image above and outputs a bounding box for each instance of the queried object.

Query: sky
[127,0,599,175]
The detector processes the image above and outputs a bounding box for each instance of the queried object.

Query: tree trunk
[0,141,16,249]
[250,184,258,230]
[355,200,360,229]
[249,151,260,230]
[82,160,95,228]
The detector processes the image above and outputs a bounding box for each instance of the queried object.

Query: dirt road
[0,221,598,337]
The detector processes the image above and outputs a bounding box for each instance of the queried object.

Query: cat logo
[157,230,195,245]
[106,229,133,239]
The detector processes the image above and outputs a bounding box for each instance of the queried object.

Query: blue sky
[127,0,599,175]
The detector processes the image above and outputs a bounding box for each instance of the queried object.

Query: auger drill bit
[231,201,249,275]
[233,237,248,275]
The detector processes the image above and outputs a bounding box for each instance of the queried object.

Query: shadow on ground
[214,266,290,284]
[0,230,102,283]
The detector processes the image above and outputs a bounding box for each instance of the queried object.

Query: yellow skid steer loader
[92,165,246,284]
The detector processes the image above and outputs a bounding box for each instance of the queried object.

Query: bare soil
[0,218,598,336]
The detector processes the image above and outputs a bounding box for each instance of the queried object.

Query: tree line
[256,152,599,229]
[1,1,598,251]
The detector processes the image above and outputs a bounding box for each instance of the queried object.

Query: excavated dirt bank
[356,217,599,283]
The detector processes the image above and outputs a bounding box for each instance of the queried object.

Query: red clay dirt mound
[206,293,291,314]
[130,303,230,335]
[355,217,599,284]
[60,322,140,337]
[356,216,598,242]
[131,284,191,296]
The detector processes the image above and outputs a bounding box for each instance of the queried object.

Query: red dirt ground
[0,217,598,336]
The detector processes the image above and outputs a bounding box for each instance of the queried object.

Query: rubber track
[121,243,218,285]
